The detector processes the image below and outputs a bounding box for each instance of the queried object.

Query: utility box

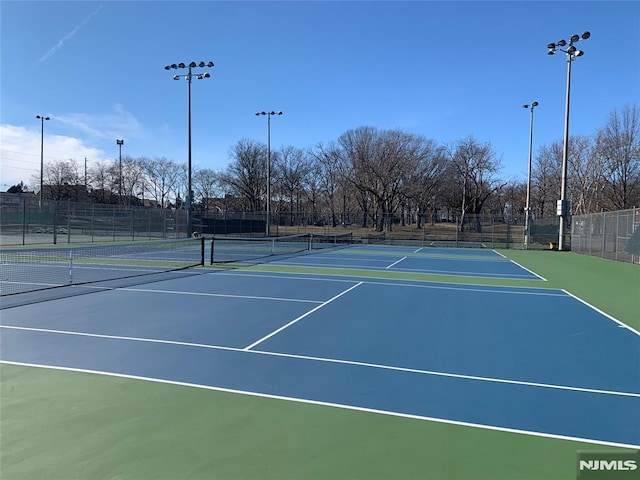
[557,199,570,217]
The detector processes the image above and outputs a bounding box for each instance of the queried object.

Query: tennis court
[269,245,545,280]
[1,239,639,479]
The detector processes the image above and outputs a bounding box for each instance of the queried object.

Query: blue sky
[1,1,639,191]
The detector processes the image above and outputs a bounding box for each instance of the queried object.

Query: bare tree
[567,135,604,215]
[88,159,117,204]
[446,136,504,231]
[597,104,640,210]
[339,127,431,232]
[142,157,181,208]
[119,155,146,206]
[488,180,526,220]
[36,158,84,201]
[309,141,346,227]
[193,168,222,212]
[301,159,323,225]
[273,146,310,226]
[402,139,447,228]
[220,139,267,212]
[531,143,561,218]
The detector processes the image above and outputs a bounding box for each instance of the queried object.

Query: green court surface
[1,249,638,480]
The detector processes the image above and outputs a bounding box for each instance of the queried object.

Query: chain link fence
[1,194,574,252]
[571,208,640,264]
[1,196,188,245]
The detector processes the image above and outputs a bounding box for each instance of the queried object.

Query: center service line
[386,256,407,269]
[243,282,363,351]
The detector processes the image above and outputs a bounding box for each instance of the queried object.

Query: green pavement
[1,249,637,480]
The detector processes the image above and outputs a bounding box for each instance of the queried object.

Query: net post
[309,233,313,250]
[200,236,205,266]
[210,237,214,265]
[68,249,74,284]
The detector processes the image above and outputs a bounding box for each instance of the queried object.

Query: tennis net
[310,232,353,249]
[209,232,355,264]
[0,237,205,296]
[210,234,311,263]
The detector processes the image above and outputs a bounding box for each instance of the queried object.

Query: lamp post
[116,139,124,204]
[255,111,283,237]
[164,60,214,237]
[547,31,590,251]
[522,101,539,249]
[36,115,50,210]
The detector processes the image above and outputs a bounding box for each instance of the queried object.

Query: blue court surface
[269,245,545,280]
[1,250,639,449]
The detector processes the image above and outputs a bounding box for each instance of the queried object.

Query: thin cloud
[0,124,109,190]
[38,4,104,63]
[54,104,143,141]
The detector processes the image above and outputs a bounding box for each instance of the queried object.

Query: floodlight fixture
[546,30,590,250]
[522,101,539,248]
[116,139,124,203]
[254,110,284,237]
[164,59,215,237]
[36,114,51,209]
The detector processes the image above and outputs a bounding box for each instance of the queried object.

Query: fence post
[66,199,71,243]
[615,211,620,261]
[90,204,95,243]
[21,197,26,245]
[131,207,135,241]
[53,201,58,245]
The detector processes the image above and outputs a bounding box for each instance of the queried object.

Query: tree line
[23,103,639,231]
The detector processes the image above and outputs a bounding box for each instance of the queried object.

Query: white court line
[2,360,638,450]
[413,247,423,254]
[386,256,407,269]
[273,260,536,279]
[509,259,547,281]
[492,249,507,259]
[562,289,640,337]
[243,282,363,350]
[1,324,637,398]
[108,287,323,304]
[213,271,565,297]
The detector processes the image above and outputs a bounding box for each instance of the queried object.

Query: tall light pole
[547,31,590,251]
[36,115,50,210]
[116,139,124,204]
[522,101,539,249]
[164,61,214,237]
[255,110,283,237]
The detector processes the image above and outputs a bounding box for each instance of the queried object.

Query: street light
[255,111,283,237]
[165,60,214,237]
[36,114,50,209]
[522,101,539,249]
[116,139,124,204]
[547,31,590,251]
